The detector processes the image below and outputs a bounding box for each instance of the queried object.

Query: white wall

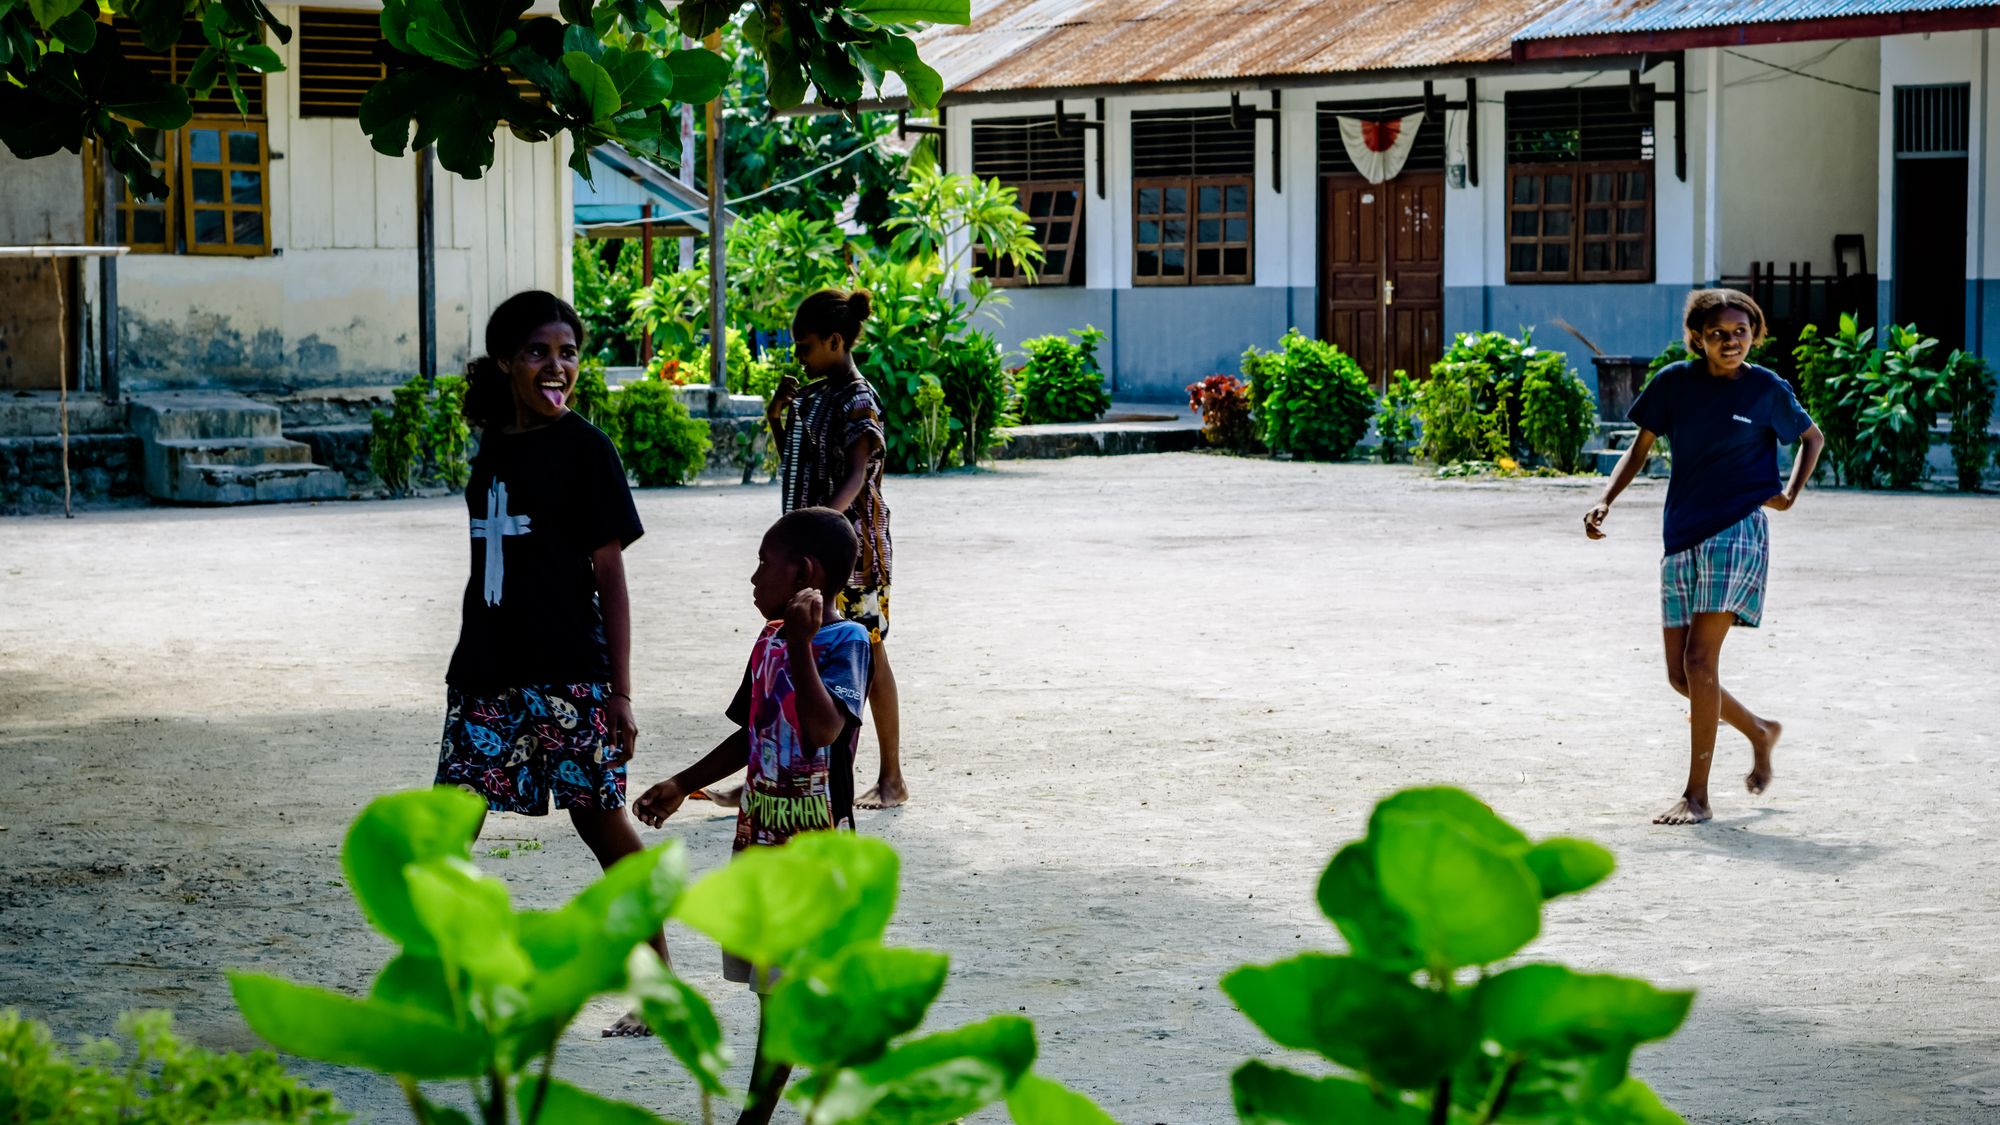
[103,2,575,389]
[1879,31,1985,285]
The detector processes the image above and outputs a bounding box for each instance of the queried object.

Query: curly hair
[1683,288,1768,352]
[791,288,873,344]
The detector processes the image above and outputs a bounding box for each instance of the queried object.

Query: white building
[897,0,1998,400]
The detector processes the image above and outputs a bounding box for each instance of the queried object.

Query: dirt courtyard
[2,454,1996,1123]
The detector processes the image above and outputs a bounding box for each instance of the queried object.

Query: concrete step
[157,436,316,469]
[164,461,348,505]
[129,392,283,441]
[0,393,128,437]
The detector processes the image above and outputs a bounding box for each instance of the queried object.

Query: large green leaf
[1314,842,1422,972]
[1220,954,1473,1090]
[1372,810,1541,970]
[672,843,849,970]
[1005,1073,1118,1125]
[1524,837,1616,899]
[664,47,729,105]
[807,1014,1037,1125]
[1229,1062,1425,1125]
[1368,787,1528,851]
[626,947,731,1096]
[1476,965,1693,1058]
[340,788,484,953]
[1583,1077,1688,1125]
[763,945,949,1067]
[513,1076,673,1124]
[371,952,457,1015]
[24,0,82,31]
[407,857,534,987]
[402,0,528,69]
[563,50,619,122]
[228,971,491,1079]
[848,0,970,24]
[571,841,687,948]
[857,32,941,110]
[786,831,901,962]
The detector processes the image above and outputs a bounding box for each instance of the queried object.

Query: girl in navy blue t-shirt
[1584,289,1825,826]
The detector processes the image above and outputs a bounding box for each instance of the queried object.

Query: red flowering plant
[1188,375,1259,452]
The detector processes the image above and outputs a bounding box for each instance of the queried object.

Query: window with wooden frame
[1505,88,1654,283]
[970,116,1085,286]
[299,8,387,118]
[93,19,272,255]
[1130,111,1255,285]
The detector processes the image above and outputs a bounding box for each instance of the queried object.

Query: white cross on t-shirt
[469,479,532,606]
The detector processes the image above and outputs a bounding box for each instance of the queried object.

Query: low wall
[0,434,146,514]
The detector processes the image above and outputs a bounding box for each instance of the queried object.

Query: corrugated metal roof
[1517,0,2000,41]
[884,0,1574,105]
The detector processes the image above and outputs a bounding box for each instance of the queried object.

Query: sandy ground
[2,454,1997,1124]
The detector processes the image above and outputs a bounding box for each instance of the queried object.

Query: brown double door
[1321,171,1444,390]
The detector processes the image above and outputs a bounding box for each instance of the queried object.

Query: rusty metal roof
[1517,0,2000,41]
[886,0,1576,106]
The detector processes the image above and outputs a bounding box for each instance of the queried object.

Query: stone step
[0,393,128,437]
[162,461,348,506]
[157,436,317,469]
[129,392,283,441]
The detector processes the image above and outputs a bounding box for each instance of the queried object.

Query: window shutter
[1505,88,1652,165]
[299,9,388,119]
[1131,111,1254,178]
[113,19,266,118]
[1894,85,1970,157]
[971,116,1085,182]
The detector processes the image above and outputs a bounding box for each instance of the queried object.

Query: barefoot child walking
[634,508,872,1125]
[432,291,665,1032]
[697,288,908,809]
[1585,289,1824,825]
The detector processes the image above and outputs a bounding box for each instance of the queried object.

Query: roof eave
[1514,5,2000,61]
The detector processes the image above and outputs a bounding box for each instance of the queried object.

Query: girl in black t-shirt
[433,291,662,1034]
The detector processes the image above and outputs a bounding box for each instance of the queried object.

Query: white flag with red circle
[1337,111,1426,184]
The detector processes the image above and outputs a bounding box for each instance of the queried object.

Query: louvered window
[300,8,387,118]
[97,19,270,256]
[1894,85,1970,157]
[1505,88,1652,283]
[1131,111,1254,285]
[1317,99,1444,176]
[971,116,1085,286]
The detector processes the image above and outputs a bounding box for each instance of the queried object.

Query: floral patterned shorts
[434,683,625,815]
[835,583,890,644]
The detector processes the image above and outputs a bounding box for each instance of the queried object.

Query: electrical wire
[1722,48,1878,95]
[572,135,893,231]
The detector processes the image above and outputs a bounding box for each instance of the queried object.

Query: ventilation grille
[971,116,1084,182]
[1131,110,1254,178]
[1505,88,1652,164]
[1895,85,1970,157]
[113,19,265,118]
[1317,98,1445,176]
[299,9,387,118]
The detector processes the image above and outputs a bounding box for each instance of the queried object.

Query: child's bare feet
[857,776,908,809]
[1747,720,1781,795]
[1653,794,1712,825]
[602,1010,654,1038]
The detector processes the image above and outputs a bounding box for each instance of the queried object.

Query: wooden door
[1321,172,1445,389]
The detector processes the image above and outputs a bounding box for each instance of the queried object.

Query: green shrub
[938,331,1011,467]
[0,1008,346,1123]
[569,359,622,446]
[230,787,1115,1125]
[1798,318,1948,489]
[1792,315,1871,485]
[1375,369,1420,463]
[1418,331,1590,470]
[618,379,711,487]
[1519,357,1597,473]
[368,379,429,495]
[1242,330,1375,461]
[1015,326,1111,425]
[1224,786,1692,1124]
[1945,350,1996,491]
[424,375,471,488]
[913,373,952,473]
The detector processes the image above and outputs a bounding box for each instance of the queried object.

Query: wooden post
[100,158,120,404]
[639,202,654,365]
[53,259,71,519]
[417,146,438,378]
[705,29,727,416]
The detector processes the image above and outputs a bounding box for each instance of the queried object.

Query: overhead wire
[572,134,896,231]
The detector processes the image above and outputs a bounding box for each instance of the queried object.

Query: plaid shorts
[835,583,890,644]
[1661,510,1769,629]
[434,683,626,815]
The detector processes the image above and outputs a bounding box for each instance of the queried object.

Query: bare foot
[602,1010,654,1038]
[857,776,908,810]
[692,785,742,809]
[1653,795,1712,825]
[1747,720,1782,795]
